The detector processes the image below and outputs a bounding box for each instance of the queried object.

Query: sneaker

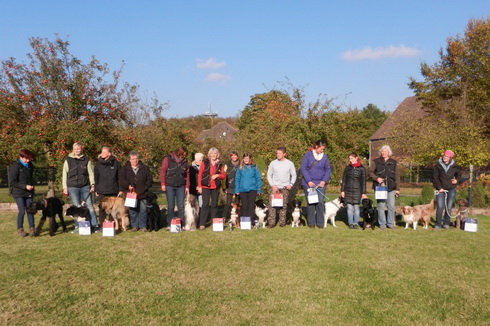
[380,225,386,230]
[199,226,206,230]
[349,225,354,229]
[388,226,396,230]
[141,228,148,232]
[132,227,139,232]
[434,226,441,231]
[443,225,450,230]
[353,225,359,229]
[71,227,79,234]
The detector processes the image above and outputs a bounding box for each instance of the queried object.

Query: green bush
[472,182,486,207]
[420,183,434,204]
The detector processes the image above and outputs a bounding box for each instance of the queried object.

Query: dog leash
[80,191,93,207]
[435,190,460,219]
[314,187,331,201]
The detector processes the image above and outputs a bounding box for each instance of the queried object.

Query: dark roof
[197,121,238,142]
[370,96,426,141]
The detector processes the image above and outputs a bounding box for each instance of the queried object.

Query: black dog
[361,198,376,230]
[146,192,162,232]
[27,197,66,237]
[65,205,90,232]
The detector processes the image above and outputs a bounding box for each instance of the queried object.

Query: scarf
[350,161,362,168]
[438,158,454,173]
[18,158,29,168]
[312,150,324,161]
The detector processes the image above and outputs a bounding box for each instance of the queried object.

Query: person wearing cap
[433,150,460,230]
[9,149,36,237]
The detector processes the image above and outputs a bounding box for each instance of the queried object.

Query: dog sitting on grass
[254,199,268,228]
[146,192,162,232]
[360,198,376,230]
[27,197,66,237]
[455,198,469,230]
[291,200,303,228]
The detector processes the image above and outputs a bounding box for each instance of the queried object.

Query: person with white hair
[368,145,400,230]
[197,147,225,230]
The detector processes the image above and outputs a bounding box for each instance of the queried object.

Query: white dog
[184,194,199,231]
[291,200,302,228]
[254,200,268,228]
[324,197,345,228]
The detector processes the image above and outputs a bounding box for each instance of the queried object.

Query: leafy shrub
[420,183,434,204]
[472,182,486,207]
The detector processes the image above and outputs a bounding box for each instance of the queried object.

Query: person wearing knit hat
[432,150,460,230]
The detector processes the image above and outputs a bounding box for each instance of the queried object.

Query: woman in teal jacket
[235,152,262,218]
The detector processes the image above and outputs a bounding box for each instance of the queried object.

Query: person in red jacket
[197,147,225,230]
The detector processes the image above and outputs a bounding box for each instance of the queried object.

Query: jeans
[305,187,325,227]
[435,188,456,227]
[377,190,396,228]
[129,199,148,229]
[347,203,360,226]
[166,186,186,225]
[199,188,219,227]
[240,191,257,218]
[68,186,97,227]
[14,197,35,229]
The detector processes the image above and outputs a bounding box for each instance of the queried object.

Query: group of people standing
[10,140,461,236]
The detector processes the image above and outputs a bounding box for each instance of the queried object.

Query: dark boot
[29,228,36,237]
[17,228,27,237]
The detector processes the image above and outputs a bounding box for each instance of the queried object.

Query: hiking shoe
[380,225,386,230]
[199,226,206,230]
[349,225,354,229]
[434,226,441,231]
[141,228,148,232]
[443,225,450,230]
[17,228,27,237]
[353,225,359,229]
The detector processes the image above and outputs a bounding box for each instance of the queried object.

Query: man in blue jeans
[433,150,460,230]
[62,142,98,233]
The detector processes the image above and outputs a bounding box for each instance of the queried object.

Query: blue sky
[1,1,489,117]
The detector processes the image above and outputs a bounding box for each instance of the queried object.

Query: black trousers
[239,191,257,218]
[199,188,220,227]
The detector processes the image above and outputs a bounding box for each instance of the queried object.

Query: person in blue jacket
[300,140,331,228]
[235,152,262,218]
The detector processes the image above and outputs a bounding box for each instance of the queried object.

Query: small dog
[455,198,469,230]
[100,196,129,232]
[27,197,66,237]
[65,205,90,232]
[184,193,199,231]
[254,199,268,228]
[146,192,162,232]
[361,198,376,230]
[324,197,345,228]
[401,200,435,230]
[230,202,240,228]
[291,200,302,227]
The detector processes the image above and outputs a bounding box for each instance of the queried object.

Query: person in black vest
[119,151,153,231]
[62,142,97,232]
[189,152,204,207]
[368,145,400,230]
[341,153,367,229]
[197,147,226,230]
[433,150,460,230]
[222,151,239,221]
[94,146,122,230]
[160,146,190,227]
[9,149,36,237]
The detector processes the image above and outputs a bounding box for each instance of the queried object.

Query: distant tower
[203,100,218,125]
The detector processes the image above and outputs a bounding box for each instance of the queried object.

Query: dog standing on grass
[99,196,129,232]
[323,197,345,228]
[401,200,435,230]
[146,192,162,232]
[27,197,66,237]
[184,193,199,231]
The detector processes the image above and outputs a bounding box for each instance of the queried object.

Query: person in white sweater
[266,147,297,227]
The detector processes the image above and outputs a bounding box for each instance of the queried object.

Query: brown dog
[230,202,240,228]
[100,197,129,232]
[455,199,469,230]
[401,200,435,230]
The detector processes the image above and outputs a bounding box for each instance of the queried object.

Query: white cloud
[196,57,226,69]
[205,72,231,82]
[342,45,421,61]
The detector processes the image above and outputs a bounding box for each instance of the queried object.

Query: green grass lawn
[0,212,489,325]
